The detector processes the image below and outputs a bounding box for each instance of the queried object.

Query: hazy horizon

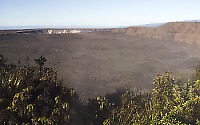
[0,25,124,30]
[1,19,200,30]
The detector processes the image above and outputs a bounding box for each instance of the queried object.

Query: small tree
[0,55,79,124]
[104,71,200,125]
[86,95,113,125]
[104,90,150,125]
[141,72,200,125]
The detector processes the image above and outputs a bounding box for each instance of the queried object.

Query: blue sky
[0,0,199,28]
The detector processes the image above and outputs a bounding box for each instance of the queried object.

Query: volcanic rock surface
[1,22,200,99]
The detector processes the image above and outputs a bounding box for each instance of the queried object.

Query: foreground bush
[0,55,79,124]
[140,72,200,124]
[104,71,200,125]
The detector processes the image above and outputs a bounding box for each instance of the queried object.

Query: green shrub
[104,71,200,125]
[146,72,200,124]
[86,95,112,125]
[0,55,79,124]
[103,90,150,125]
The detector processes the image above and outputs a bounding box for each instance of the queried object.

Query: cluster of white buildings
[47,29,81,34]
[14,28,111,35]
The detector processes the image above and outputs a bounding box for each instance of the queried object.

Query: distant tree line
[1,55,200,125]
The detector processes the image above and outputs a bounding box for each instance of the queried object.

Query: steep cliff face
[161,22,200,44]
[112,22,200,45]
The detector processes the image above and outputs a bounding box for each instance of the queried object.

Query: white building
[48,30,53,34]
[69,30,81,33]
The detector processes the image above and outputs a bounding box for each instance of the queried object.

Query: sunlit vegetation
[104,71,200,125]
[1,55,200,124]
[0,55,79,124]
